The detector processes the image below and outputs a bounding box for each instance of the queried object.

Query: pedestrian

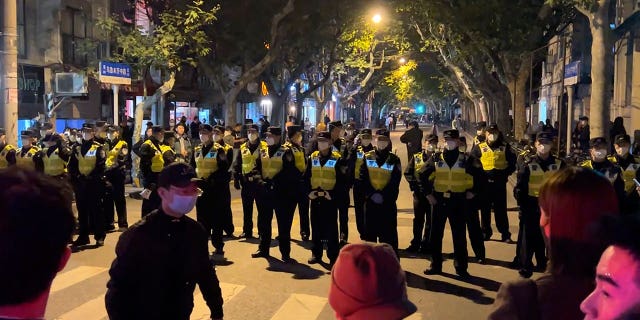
[471,123,517,242]
[580,137,626,209]
[0,169,75,320]
[403,133,438,254]
[609,116,627,153]
[306,131,347,266]
[16,130,42,171]
[572,116,591,154]
[104,126,129,232]
[328,243,417,320]
[190,116,201,141]
[360,128,402,255]
[284,125,310,241]
[68,123,107,247]
[422,129,484,278]
[580,215,640,320]
[105,163,224,320]
[0,128,16,168]
[489,167,619,320]
[174,122,192,164]
[513,132,566,278]
[348,129,375,240]
[400,120,423,162]
[233,124,267,239]
[608,134,640,215]
[138,126,176,217]
[386,115,394,132]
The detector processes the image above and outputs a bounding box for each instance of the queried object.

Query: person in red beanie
[329,243,417,320]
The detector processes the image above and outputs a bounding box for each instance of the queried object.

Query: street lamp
[372,13,382,24]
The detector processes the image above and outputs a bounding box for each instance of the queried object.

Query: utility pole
[1,1,18,145]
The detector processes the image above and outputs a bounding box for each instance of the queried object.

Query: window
[61,7,91,66]
[17,0,25,57]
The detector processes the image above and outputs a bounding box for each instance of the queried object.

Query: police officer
[139,125,176,217]
[68,123,107,247]
[403,133,439,253]
[40,133,71,178]
[580,137,625,208]
[212,125,236,237]
[460,136,486,263]
[513,132,565,277]
[104,125,129,231]
[360,128,402,254]
[347,128,374,240]
[472,121,487,149]
[423,129,484,278]
[471,123,517,242]
[233,124,267,239]
[609,134,640,214]
[191,124,233,258]
[251,127,298,261]
[328,121,350,244]
[94,120,108,145]
[0,128,16,168]
[16,130,43,171]
[38,123,54,147]
[306,131,347,266]
[284,125,310,241]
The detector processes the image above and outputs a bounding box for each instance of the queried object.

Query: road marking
[270,293,327,320]
[51,266,108,293]
[191,282,246,320]
[55,294,107,320]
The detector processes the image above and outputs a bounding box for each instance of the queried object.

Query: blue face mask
[168,194,198,215]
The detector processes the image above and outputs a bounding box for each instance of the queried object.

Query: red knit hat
[329,243,417,320]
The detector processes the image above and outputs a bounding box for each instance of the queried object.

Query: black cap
[536,132,554,143]
[359,128,372,136]
[425,133,438,143]
[443,129,460,139]
[409,120,419,127]
[151,125,163,134]
[328,121,343,130]
[266,126,282,136]
[590,137,607,148]
[246,124,259,131]
[42,133,61,142]
[213,125,225,133]
[82,123,95,130]
[20,130,35,137]
[158,163,199,189]
[287,125,302,138]
[69,128,77,134]
[487,123,499,132]
[375,128,390,137]
[41,123,53,130]
[317,131,331,140]
[244,119,254,125]
[200,124,213,132]
[146,121,154,127]
[107,125,118,132]
[579,116,589,121]
[614,134,631,145]
[0,128,5,136]
[95,120,107,128]
[475,121,487,130]
[164,131,175,140]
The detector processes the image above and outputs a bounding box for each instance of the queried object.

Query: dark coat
[400,126,423,158]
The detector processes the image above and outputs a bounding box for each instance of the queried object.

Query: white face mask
[248,133,258,142]
[21,138,31,147]
[107,133,116,140]
[536,144,551,155]
[167,194,198,215]
[476,130,484,136]
[426,144,435,152]
[377,140,389,150]
[69,135,77,143]
[593,149,607,161]
[40,130,47,137]
[82,133,93,141]
[266,137,277,146]
[361,138,372,146]
[445,141,458,150]
[200,134,210,143]
[318,141,330,151]
[616,146,630,156]
[212,134,221,142]
[487,134,497,142]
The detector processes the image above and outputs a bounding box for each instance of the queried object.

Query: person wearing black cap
[359,128,402,255]
[174,122,192,164]
[94,120,108,146]
[608,134,640,214]
[38,123,54,148]
[347,128,375,240]
[283,125,310,241]
[572,116,591,153]
[403,133,439,253]
[68,123,107,247]
[328,120,350,244]
[513,131,566,277]
[104,125,129,231]
[470,122,517,242]
[305,131,348,265]
[213,125,236,237]
[473,121,487,148]
[139,125,176,217]
[106,162,224,320]
[0,128,16,168]
[40,132,71,178]
[580,137,625,210]
[400,120,423,162]
[251,126,298,260]
[67,128,79,149]
[191,125,234,258]
[460,135,485,262]
[233,124,267,238]
[421,129,484,278]
[16,130,43,171]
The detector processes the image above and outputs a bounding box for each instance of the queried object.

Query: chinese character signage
[99,61,132,85]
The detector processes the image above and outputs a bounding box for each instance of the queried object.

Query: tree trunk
[477,98,489,123]
[587,0,614,138]
[510,65,529,140]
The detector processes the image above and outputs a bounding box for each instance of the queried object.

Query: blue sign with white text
[99,61,132,85]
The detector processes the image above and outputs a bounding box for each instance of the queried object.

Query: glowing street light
[372,13,382,24]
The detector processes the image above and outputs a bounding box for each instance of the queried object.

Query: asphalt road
[45,124,529,320]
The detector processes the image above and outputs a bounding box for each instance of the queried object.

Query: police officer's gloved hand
[234,179,241,190]
[370,193,383,204]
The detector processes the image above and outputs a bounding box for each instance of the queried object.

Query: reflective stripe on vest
[77,144,99,176]
[527,160,561,197]
[143,140,166,173]
[365,153,395,191]
[106,140,128,168]
[241,141,267,175]
[292,148,306,173]
[261,148,285,179]
[622,163,640,193]
[0,144,15,168]
[195,145,218,179]
[310,151,338,191]
[43,148,65,176]
[479,142,507,170]
[580,160,620,185]
[16,147,39,170]
[414,152,427,180]
[433,154,473,193]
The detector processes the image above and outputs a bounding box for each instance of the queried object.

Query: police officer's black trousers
[240,180,260,235]
[296,182,310,237]
[411,192,432,248]
[256,188,276,254]
[141,189,161,218]
[196,187,224,252]
[362,201,399,254]
[277,195,297,257]
[430,194,468,271]
[353,183,366,240]
[338,195,349,242]
[519,205,546,270]
[220,185,234,235]
[75,177,106,241]
[466,198,485,259]
[105,170,128,228]
[310,198,339,262]
[480,179,511,239]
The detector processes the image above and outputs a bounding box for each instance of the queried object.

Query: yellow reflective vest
[478,142,508,170]
[261,146,288,179]
[77,143,101,176]
[143,140,173,173]
[608,156,640,193]
[364,151,396,191]
[354,146,367,180]
[284,142,306,173]
[413,152,428,180]
[42,148,66,176]
[194,143,221,179]
[106,140,128,168]
[240,141,268,175]
[527,159,562,197]
[16,146,39,170]
[433,154,473,193]
[310,150,341,191]
[0,144,16,168]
